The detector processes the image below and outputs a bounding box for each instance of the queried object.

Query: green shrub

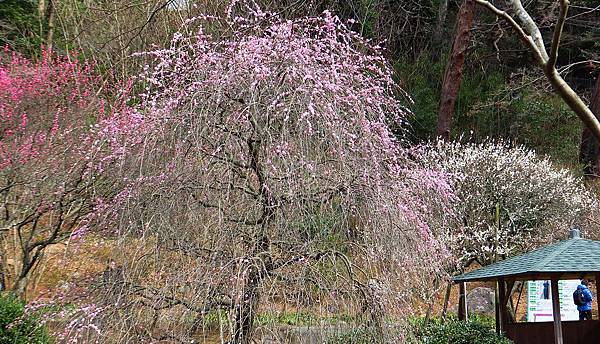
[394,51,506,144]
[256,311,316,326]
[0,295,52,344]
[395,50,581,166]
[408,316,512,344]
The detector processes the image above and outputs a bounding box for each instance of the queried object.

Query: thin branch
[567,4,600,20]
[474,0,546,64]
[548,0,570,71]
[124,0,175,49]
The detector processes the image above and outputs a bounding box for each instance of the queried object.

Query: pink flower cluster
[0,47,102,169]
[130,1,454,269]
[22,297,103,344]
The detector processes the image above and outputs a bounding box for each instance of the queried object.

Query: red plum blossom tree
[0,48,136,298]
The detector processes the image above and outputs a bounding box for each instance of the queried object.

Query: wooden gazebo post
[458,281,467,320]
[497,278,506,334]
[550,278,564,344]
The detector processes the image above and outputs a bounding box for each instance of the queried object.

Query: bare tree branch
[474,0,546,63]
[548,0,570,70]
[474,0,600,142]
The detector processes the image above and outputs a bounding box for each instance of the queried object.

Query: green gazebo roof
[453,235,600,282]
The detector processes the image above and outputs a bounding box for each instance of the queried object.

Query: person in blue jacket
[574,279,594,320]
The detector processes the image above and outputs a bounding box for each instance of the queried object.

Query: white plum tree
[418,140,596,270]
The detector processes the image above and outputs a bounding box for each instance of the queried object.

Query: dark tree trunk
[13,250,39,300]
[441,281,452,321]
[436,0,476,141]
[431,0,449,63]
[232,268,261,344]
[231,231,272,344]
[580,76,600,178]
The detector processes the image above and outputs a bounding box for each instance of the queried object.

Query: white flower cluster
[418,139,596,269]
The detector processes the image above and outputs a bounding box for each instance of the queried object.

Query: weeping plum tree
[418,140,596,271]
[95,4,453,343]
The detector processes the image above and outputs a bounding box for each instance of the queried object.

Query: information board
[527,280,580,322]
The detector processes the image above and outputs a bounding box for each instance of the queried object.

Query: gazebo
[453,229,600,344]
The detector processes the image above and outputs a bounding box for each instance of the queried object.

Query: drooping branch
[91,7,454,343]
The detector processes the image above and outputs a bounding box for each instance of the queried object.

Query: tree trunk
[45,0,55,51]
[38,0,46,39]
[424,277,442,325]
[232,234,272,344]
[0,256,6,292]
[441,281,452,321]
[13,277,29,300]
[436,0,476,141]
[579,76,600,178]
[431,0,449,63]
[38,0,46,17]
[12,257,35,300]
[11,247,43,300]
[232,270,260,344]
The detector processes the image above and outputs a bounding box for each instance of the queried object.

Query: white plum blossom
[418,139,596,269]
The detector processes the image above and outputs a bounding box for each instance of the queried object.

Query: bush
[0,295,51,344]
[394,51,506,144]
[462,85,582,165]
[408,317,512,344]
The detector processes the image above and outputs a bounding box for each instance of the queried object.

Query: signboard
[527,280,580,322]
